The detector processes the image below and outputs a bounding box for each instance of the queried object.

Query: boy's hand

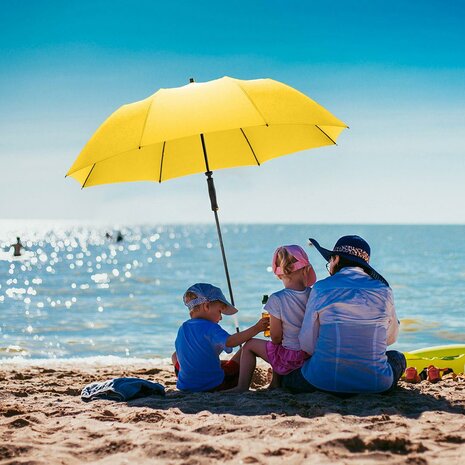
[226,317,271,347]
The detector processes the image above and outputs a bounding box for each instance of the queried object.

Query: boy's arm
[225,317,269,348]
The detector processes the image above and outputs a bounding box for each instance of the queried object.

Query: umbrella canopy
[66,76,347,313]
[66,76,347,186]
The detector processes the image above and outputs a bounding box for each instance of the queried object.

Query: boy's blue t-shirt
[175,318,232,392]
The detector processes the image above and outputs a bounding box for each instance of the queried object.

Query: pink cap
[272,245,316,286]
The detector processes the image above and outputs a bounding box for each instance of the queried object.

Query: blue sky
[1,0,464,224]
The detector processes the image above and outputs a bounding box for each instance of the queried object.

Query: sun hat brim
[308,238,333,262]
[309,238,370,268]
[308,238,389,287]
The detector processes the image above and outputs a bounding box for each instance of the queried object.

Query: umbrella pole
[200,134,239,333]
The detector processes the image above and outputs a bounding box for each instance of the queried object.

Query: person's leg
[268,371,281,389]
[230,339,268,392]
[281,367,316,393]
[172,352,180,376]
[386,350,407,391]
[171,352,178,365]
[230,348,242,364]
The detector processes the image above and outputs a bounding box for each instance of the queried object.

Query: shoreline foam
[0,355,172,368]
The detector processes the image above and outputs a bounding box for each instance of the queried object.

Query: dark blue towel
[81,377,165,402]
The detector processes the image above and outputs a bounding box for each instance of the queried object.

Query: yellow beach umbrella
[67,76,347,306]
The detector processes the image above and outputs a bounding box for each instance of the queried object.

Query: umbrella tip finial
[189,77,195,83]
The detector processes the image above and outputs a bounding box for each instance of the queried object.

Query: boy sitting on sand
[172,283,268,392]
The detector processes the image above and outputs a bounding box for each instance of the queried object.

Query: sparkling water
[1,221,464,361]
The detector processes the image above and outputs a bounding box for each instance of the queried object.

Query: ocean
[1,222,464,362]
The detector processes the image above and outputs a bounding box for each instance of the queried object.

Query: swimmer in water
[11,237,24,257]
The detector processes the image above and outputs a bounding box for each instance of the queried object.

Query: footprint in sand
[86,441,135,458]
[2,408,24,417]
[137,368,162,375]
[439,434,465,444]
[0,444,31,460]
[8,417,30,428]
[263,447,295,457]
[322,434,428,455]
[11,372,34,380]
[127,412,165,423]
[241,457,261,464]
[193,424,237,436]
[62,387,81,396]
[145,444,239,461]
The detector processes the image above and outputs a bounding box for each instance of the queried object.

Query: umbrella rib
[233,81,269,126]
[315,125,337,145]
[158,141,166,183]
[68,123,346,177]
[240,128,260,166]
[138,99,155,149]
[81,164,96,189]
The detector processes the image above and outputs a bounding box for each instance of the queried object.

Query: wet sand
[1,361,464,465]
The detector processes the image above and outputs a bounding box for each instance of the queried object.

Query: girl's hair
[274,247,298,276]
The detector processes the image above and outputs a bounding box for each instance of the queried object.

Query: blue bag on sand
[81,377,165,402]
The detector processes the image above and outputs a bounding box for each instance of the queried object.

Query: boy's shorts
[212,360,240,391]
[174,360,240,392]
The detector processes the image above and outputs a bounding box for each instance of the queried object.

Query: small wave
[435,330,465,343]
[0,345,29,355]
[400,318,439,333]
[0,355,172,368]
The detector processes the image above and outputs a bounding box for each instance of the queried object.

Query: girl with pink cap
[230,245,316,392]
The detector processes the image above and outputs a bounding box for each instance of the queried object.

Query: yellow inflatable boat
[404,344,465,373]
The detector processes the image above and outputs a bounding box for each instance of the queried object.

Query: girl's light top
[299,267,399,393]
[265,287,312,351]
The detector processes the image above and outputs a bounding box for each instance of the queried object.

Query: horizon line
[1,219,464,226]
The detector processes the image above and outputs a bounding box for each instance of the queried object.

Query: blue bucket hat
[309,235,389,286]
[183,283,238,315]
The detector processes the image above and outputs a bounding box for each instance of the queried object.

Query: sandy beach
[1,361,464,465]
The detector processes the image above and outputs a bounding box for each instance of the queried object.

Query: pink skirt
[265,342,310,375]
